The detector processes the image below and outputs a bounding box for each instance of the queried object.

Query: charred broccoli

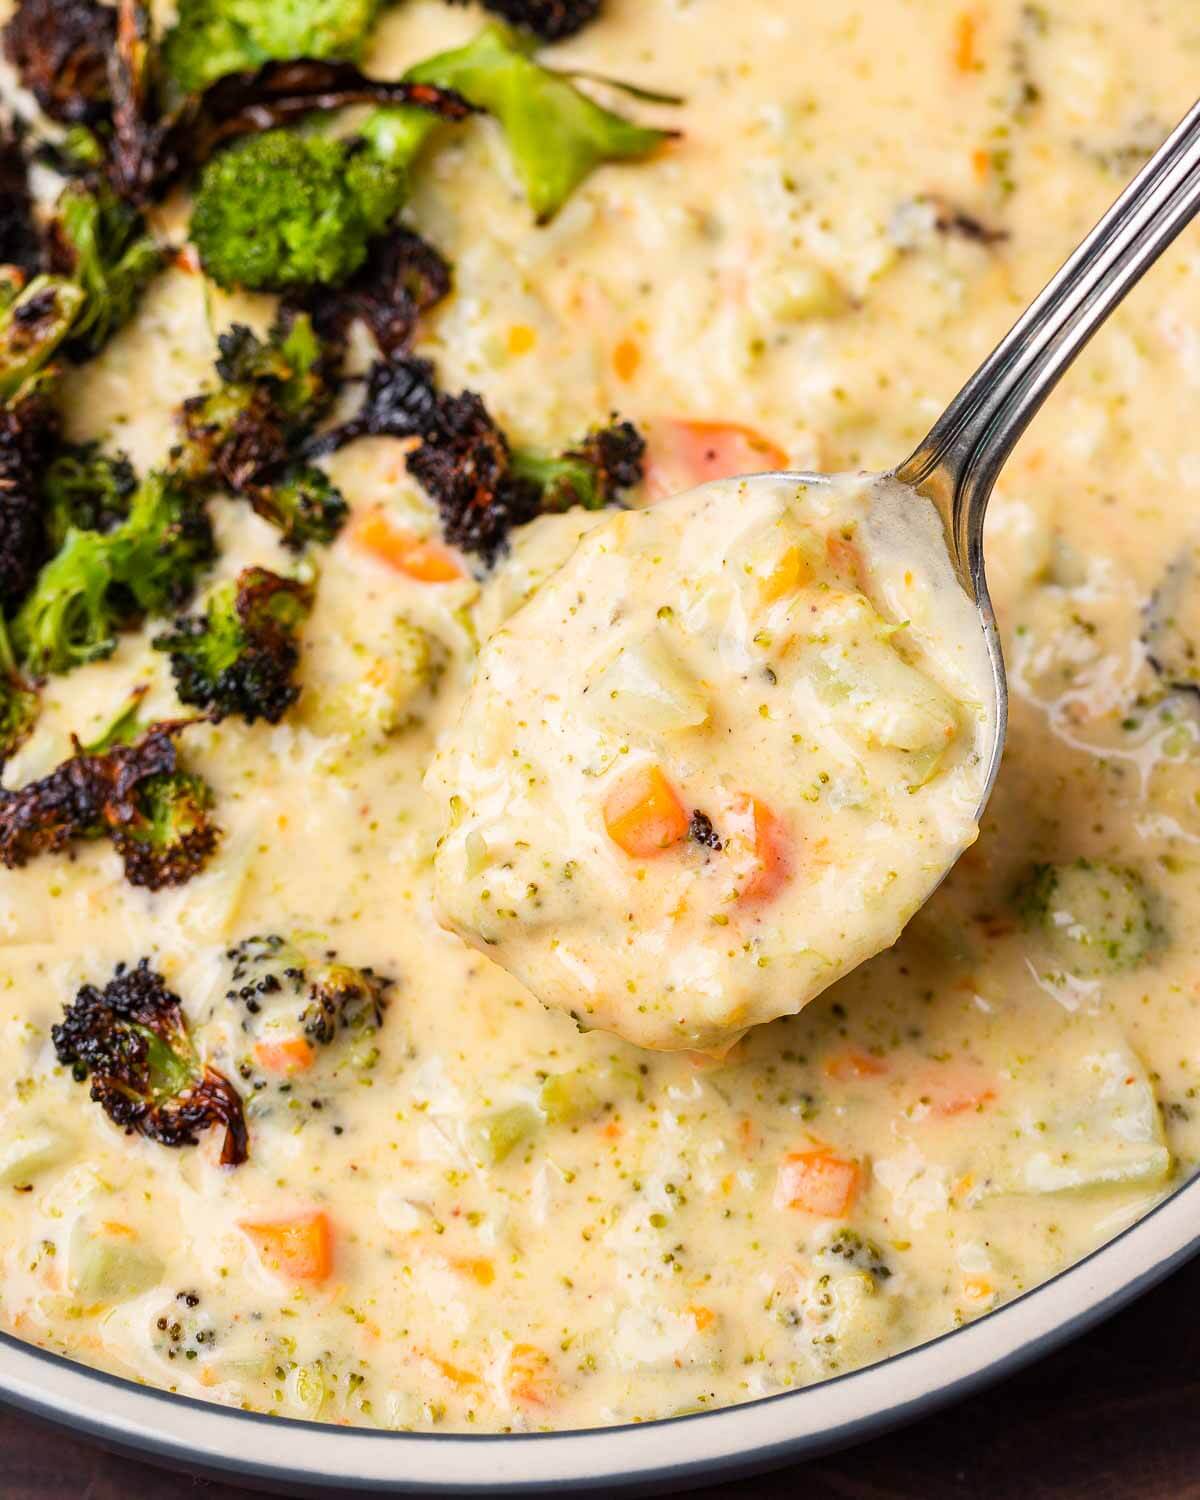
[512,419,645,511]
[2,0,116,126]
[246,463,348,549]
[0,126,43,276]
[154,566,313,724]
[53,958,248,1165]
[14,469,215,675]
[0,708,220,888]
[300,226,452,356]
[164,0,382,94]
[43,441,137,551]
[46,181,164,359]
[226,933,392,1045]
[0,614,39,764]
[0,376,63,612]
[0,275,86,405]
[454,0,601,42]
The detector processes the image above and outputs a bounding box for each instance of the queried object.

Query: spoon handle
[896,95,1200,586]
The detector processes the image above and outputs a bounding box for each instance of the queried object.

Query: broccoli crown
[46,182,164,359]
[512,418,645,511]
[0,126,43,277]
[52,958,248,1165]
[164,0,382,95]
[452,0,600,42]
[250,462,349,549]
[300,225,452,356]
[0,275,86,405]
[2,0,116,126]
[14,469,215,676]
[43,441,138,552]
[190,129,408,292]
[226,933,392,1045]
[0,712,221,889]
[0,382,60,612]
[0,614,39,764]
[154,565,313,724]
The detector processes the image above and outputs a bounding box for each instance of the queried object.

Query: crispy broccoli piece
[453,0,600,42]
[52,959,248,1165]
[226,933,392,1045]
[164,0,382,94]
[43,441,138,552]
[154,566,313,724]
[0,710,219,888]
[45,181,165,359]
[512,419,645,510]
[0,126,43,277]
[2,0,116,126]
[248,463,348,549]
[0,380,62,612]
[13,469,215,675]
[0,276,86,405]
[298,226,451,356]
[0,614,40,764]
[190,129,408,292]
[404,22,673,222]
[1016,858,1158,975]
[310,356,643,560]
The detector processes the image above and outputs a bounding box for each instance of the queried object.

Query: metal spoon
[781,96,1200,826]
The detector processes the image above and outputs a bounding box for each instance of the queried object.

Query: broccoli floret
[0,614,39,764]
[226,933,392,1045]
[2,0,116,126]
[0,710,220,888]
[258,463,351,549]
[46,181,164,359]
[52,959,248,1165]
[405,22,672,222]
[190,130,408,292]
[300,226,451,356]
[43,441,137,552]
[14,469,215,675]
[512,419,645,510]
[154,566,313,724]
[0,382,61,612]
[164,0,382,94]
[0,125,43,277]
[452,0,600,42]
[1016,858,1158,975]
[0,275,86,405]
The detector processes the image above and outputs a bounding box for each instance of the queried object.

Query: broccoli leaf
[43,441,138,552]
[47,182,164,359]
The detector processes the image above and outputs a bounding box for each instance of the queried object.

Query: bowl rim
[1,1168,1197,1494]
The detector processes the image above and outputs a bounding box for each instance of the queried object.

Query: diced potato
[71,1222,165,1302]
[589,632,709,734]
[753,262,848,322]
[539,1068,607,1126]
[0,1125,72,1187]
[468,1104,541,1165]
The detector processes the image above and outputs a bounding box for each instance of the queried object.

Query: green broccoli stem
[0,277,86,404]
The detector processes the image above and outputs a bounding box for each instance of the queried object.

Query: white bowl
[1,1171,1196,1493]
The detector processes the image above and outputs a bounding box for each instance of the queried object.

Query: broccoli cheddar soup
[430,472,994,1052]
[1,0,1199,1440]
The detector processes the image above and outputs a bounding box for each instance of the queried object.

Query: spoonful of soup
[427,97,1200,1053]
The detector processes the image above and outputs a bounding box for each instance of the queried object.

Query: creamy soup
[1,0,1199,1439]
[430,472,994,1051]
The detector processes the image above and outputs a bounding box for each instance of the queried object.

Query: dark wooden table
[4,1252,1199,1499]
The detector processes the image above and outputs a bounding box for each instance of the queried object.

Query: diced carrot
[450,1256,495,1286]
[774,1149,861,1217]
[350,509,465,582]
[732,794,793,905]
[919,1065,998,1118]
[507,323,536,356]
[954,10,979,72]
[241,1211,334,1284]
[688,1304,717,1332]
[604,764,689,858]
[506,1343,553,1405]
[823,1049,889,1082]
[971,146,991,182]
[644,419,789,501]
[422,1349,480,1388]
[613,337,641,382]
[761,544,814,603]
[253,1037,315,1076]
[962,1274,993,1302]
[824,530,862,584]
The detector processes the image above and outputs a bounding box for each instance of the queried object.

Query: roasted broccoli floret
[46,181,164,359]
[512,418,645,510]
[43,440,137,551]
[190,129,410,293]
[0,275,86,405]
[299,226,451,356]
[0,378,62,611]
[164,0,382,94]
[0,126,43,277]
[404,22,673,222]
[452,0,601,42]
[249,463,348,549]
[0,614,40,764]
[226,933,392,1045]
[52,959,248,1165]
[0,710,219,887]
[2,0,117,126]
[14,469,215,675]
[1016,858,1158,975]
[154,566,313,724]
